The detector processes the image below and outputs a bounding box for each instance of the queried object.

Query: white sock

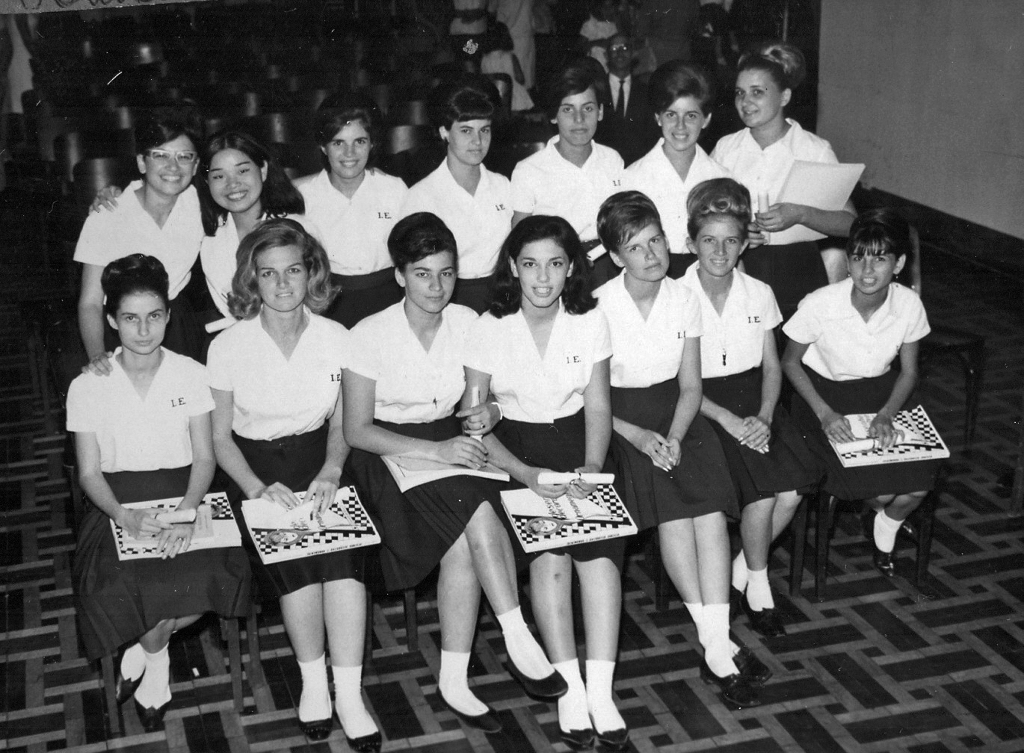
[874,510,902,553]
[496,606,554,680]
[120,642,145,681]
[332,664,378,739]
[134,645,171,709]
[553,659,591,733]
[684,601,705,645]
[439,650,488,716]
[731,551,749,592]
[585,660,625,734]
[745,567,775,611]
[702,604,738,678]
[297,655,331,722]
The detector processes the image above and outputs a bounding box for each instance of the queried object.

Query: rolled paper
[156,509,197,524]
[833,438,876,454]
[537,471,616,485]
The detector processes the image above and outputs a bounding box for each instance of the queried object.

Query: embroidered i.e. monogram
[170,397,186,408]
[377,212,392,219]
[565,355,581,364]
[495,203,506,211]
[747,316,761,324]
[330,372,342,382]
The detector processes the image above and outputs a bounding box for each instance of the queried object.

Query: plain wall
[817,0,1024,240]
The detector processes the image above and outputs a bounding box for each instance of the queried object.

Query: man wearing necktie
[596,33,659,166]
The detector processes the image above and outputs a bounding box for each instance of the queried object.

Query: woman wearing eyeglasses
[76,109,206,372]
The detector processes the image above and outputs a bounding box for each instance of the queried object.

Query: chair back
[384,124,434,156]
[388,99,430,127]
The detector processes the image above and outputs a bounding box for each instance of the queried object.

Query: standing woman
[711,42,855,315]
[623,61,733,278]
[400,74,512,314]
[69,255,250,732]
[208,220,379,750]
[296,92,407,329]
[343,213,563,734]
[463,216,628,751]
[76,108,205,369]
[198,130,309,320]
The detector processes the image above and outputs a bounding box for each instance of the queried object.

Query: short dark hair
[101,254,170,319]
[229,218,337,319]
[737,41,807,91]
[429,73,500,129]
[388,212,459,273]
[686,178,751,240]
[846,208,912,259]
[543,60,603,119]
[199,130,305,236]
[134,106,201,155]
[649,59,716,115]
[597,191,663,254]
[314,91,383,169]
[490,215,596,317]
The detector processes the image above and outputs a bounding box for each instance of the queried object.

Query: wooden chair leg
[789,496,808,597]
[815,492,837,602]
[915,490,937,584]
[364,590,374,667]
[648,533,672,611]
[221,617,244,713]
[246,606,264,687]
[101,653,121,736]
[963,341,985,447]
[404,588,419,653]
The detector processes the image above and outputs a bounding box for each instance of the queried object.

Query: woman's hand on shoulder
[820,410,856,444]
[82,351,115,376]
[90,185,123,213]
[259,482,302,510]
[306,474,340,514]
[116,507,170,539]
[155,523,193,559]
[527,468,568,499]
[433,436,489,469]
[456,402,499,436]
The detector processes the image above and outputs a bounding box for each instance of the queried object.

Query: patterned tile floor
[2,222,1022,752]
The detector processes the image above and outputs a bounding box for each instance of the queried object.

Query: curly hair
[686,178,752,240]
[199,130,305,236]
[489,215,596,317]
[228,218,338,319]
[597,190,663,255]
[101,254,170,319]
[846,208,912,259]
[737,40,807,91]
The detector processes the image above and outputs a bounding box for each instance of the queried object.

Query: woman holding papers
[711,41,855,314]
[343,213,564,735]
[464,216,629,751]
[68,255,250,732]
[782,209,938,579]
[208,220,379,750]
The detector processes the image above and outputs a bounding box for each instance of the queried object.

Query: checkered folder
[500,484,637,553]
[829,405,949,468]
[110,491,242,561]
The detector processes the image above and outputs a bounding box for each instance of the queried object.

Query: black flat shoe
[442,696,503,734]
[728,586,744,623]
[733,646,772,686]
[344,729,382,753]
[741,594,786,638]
[114,644,144,705]
[699,660,761,709]
[133,698,170,733]
[505,661,569,700]
[559,726,596,750]
[593,724,630,751]
[900,519,918,542]
[298,715,333,741]
[873,548,897,578]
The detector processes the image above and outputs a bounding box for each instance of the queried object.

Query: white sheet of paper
[241,494,357,530]
[770,161,865,244]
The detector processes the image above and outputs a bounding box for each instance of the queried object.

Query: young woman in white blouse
[464,216,627,751]
[343,212,564,734]
[208,220,379,751]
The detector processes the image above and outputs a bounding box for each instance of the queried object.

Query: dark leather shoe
[741,594,786,638]
[298,715,333,741]
[442,696,503,734]
[699,660,761,708]
[133,698,170,733]
[899,519,918,542]
[115,667,143,705]
[505,661,569,700]
[559,726,596,750]
[344,730,382,752]
[733,646,772,686]
[729,586,744,623]
[873,548,897,577]
[593,723,630,751]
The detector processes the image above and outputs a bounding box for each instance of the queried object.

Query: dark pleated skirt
[451,274,497,315]
[493,410,626,565]
[326,269,405,329]
[609,379,740,530]
[741,241,827,317]
[702,368,824,508]
[230,424,366,597]
[346,415,506,592]
[72,466,252,661]
[789,368,941,499]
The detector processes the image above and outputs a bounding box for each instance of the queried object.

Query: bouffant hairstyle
[429,73,501,130]
[649,60,716,115]
[489,215,596,317]
[686,178,752,240]
[388,212,459,273]
[101,254,170,319]
[543,60,604,120]
[597,191,664,254]
[228,218,337,319]
[199,130,305,236]
[134,106,202,155]
[737,41,807,91]
[314,91,384,170]
[846,208,912,259]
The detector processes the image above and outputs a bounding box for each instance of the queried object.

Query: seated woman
[68,254,251,733]
[463,216,627,751]
[207,220,379,750]
[343,212,563,734]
